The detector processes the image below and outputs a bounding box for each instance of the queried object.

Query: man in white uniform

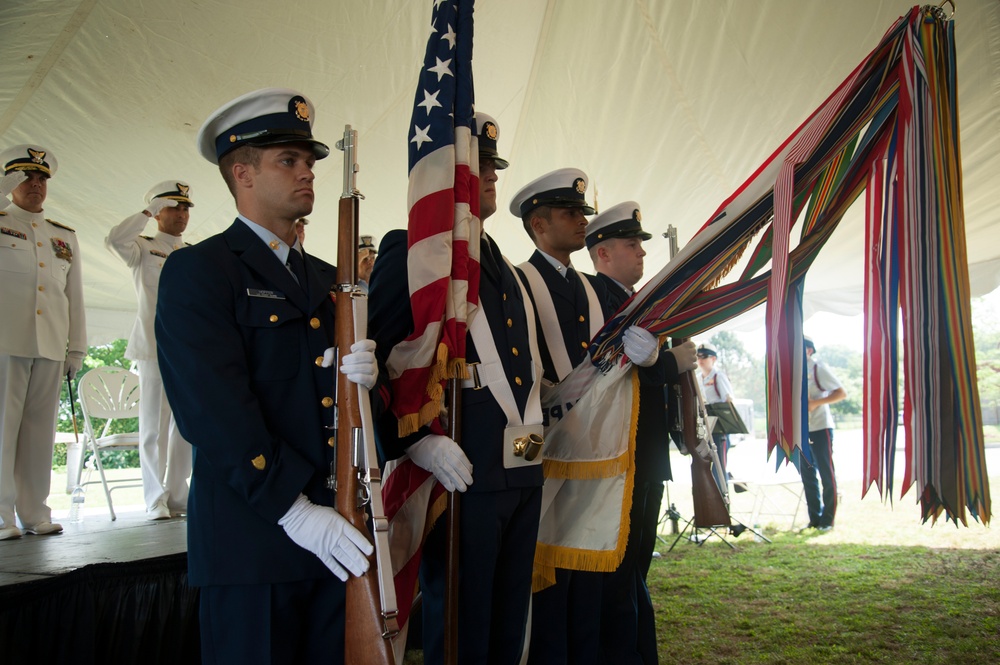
[105,181,194,520]
[697,343,735,477]
[0,144,86,540]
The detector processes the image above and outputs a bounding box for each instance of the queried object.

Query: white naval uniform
[0,205,86,529]
[105,212,191,513]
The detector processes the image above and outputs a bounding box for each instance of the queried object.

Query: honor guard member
[105,181,195,520]
[512,168,605,383]
[0,144,86,540]
[293,216,308,245]
[509,167,608,665]
[154,88,381,664]
[368,112,544,665]
[588,201,697,664]
[696,343,735,477]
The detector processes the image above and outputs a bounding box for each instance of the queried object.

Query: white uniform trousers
[0,354,62,529]
[135,359,191,512]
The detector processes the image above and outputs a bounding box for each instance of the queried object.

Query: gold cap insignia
[573,178,586,194]
[251,454,266,470]
[292,97,310,122]
[485,122,498,141]
[633,209,642,222]
[28,148,46,164]
[177,183,190,197]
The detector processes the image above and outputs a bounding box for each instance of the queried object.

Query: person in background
[696,343,735,478]
[800,336,846,531]
[0,144,86,540]
[294,216,308,245]
[105,180,194,520]
[357,234,377,293]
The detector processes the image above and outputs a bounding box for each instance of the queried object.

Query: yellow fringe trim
[542,452,630,480]
[397,350,470,437]
[426,489,448,537]
[397,413,422,438]
[531,371,640,592]
[425,343,450,389]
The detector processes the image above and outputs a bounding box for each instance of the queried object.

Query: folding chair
[76,366,144,520]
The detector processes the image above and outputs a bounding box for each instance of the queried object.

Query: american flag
[387,0,480,438]
[383,1,478,658]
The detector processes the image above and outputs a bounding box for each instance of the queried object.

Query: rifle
[664,225,730,528]
[334,125,398,665]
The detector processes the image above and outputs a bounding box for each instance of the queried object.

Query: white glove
[408,434,474,492]
[144,197,178,218]
[622,325,659,367]
[0,171,27,209]
[324,339,379,390]
[64,353,84,380]
[0,171,27,198]
[668,340,698,373]
[278,493,373,581]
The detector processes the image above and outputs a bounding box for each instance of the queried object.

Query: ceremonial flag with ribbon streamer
[581,5,988,526]
[382,0,477,660]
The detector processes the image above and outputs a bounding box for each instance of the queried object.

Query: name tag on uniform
[1,227,27,240]
[247,288,286,300]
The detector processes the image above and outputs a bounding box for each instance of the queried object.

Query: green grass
[47,432,997,664]
[652,536,1000,664]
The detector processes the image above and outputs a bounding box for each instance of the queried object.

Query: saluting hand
[278,494,373,581]
[143,198,178,218]
[0,171,27,208]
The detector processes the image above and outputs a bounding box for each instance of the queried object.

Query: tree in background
[707,331,863,429]
[972,294,1000,427]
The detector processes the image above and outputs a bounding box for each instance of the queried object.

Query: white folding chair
[76,366,144,520]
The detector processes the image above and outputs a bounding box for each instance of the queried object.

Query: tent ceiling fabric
[2,0,998,345]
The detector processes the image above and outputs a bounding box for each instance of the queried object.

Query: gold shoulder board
[46,218,76,233]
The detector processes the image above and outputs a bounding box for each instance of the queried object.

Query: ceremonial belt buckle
[502,424,545,469]
[466,362,483,390]
[512,433,544,462]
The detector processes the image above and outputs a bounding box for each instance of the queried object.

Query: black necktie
[287,248,308,294]
[480,238,501,282]
[566,265,583,295]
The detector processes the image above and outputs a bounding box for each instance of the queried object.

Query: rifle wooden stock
[674,338,731,529]
[335,182,396,665]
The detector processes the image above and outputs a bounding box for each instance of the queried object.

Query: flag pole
[444,376,462,665]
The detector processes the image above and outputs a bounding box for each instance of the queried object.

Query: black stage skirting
[0,552,200,664]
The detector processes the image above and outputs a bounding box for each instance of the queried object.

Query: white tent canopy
[3,0,998,345]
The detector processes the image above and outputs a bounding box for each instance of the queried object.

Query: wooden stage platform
[0,509,198,664]
[0,508,187,587]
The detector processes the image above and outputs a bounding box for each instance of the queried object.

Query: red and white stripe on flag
[388,0,480,438]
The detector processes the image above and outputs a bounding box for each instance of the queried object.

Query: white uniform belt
[461,361,506,390]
